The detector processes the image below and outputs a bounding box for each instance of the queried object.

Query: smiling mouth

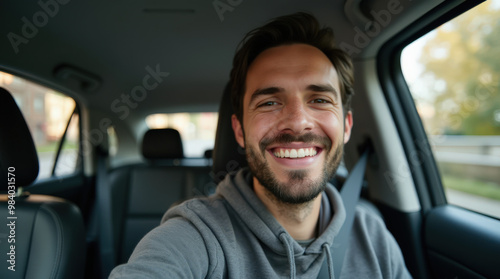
[271,147,319,158]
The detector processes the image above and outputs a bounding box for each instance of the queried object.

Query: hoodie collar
[217,168,346,255]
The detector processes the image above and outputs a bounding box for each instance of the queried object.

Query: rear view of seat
[0,87,86,279]
[107,128,212,265]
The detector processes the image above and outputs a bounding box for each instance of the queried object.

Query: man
[110,12,411,278]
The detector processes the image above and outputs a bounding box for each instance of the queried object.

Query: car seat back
[0,87,86,279]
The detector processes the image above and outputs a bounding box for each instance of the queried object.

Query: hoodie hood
[217,168,346,278]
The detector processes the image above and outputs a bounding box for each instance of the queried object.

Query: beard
[245,132,344,204]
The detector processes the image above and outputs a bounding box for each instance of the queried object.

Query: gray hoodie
[110,168,411,278]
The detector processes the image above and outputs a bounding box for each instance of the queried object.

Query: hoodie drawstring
[322,243,335,279]
[279,232,296,279]
[278,233,336,279]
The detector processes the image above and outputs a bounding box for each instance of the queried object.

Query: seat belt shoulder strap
[317,145,372,279]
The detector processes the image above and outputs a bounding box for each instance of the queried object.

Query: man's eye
[259,101,278,107]
[311,99,330,104]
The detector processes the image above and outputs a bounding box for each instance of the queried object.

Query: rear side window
[401,1,500,218]
[0,71,81,180]
[146,113,218,158]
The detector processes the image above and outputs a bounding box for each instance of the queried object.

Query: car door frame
[378,0,500,278]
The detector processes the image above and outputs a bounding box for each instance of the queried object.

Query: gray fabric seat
[0,87,86,279]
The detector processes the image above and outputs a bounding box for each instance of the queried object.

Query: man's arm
[341,206,412,279]
[109,217,210,279]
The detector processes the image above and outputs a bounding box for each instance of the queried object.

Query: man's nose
[277,101,313,134]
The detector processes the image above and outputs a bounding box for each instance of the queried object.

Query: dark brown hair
[229,12,354,123]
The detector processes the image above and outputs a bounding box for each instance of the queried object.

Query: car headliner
[1,0,441,121]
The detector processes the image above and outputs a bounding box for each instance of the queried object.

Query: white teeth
[298,149,305,158]
[274,148,317,158]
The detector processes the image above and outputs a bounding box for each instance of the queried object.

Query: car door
[380,1,500,278]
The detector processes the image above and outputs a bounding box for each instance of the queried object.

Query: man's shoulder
[174,193,229,210]
[111,207,216,278]
[344,201,412,278]
[132,195,231,255]
[352,200,390,240]
[161,194,233,228]
[137,195,234,248]
[355,199,385,223]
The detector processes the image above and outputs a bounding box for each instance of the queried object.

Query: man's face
[232,43,353,204]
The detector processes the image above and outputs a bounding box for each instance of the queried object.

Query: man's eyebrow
[307,84,340,102]
[249,87,284,104]
[307,84,338,94]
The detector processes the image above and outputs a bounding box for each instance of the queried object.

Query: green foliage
[419,2,500,135]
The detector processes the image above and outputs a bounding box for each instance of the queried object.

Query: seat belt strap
[317,146,371,279]
[96,147,116,278]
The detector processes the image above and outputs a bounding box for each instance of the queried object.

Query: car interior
[1,0,499,278]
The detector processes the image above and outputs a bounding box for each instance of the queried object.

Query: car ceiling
[1,0,443,121]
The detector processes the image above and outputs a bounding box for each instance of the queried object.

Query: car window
[146,113,218,158]
[0,71,81,180]
[108,125,119,157]
[401,1,500,218]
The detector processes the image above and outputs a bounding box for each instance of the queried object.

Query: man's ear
[343,111,353,144]
[231,114,245,148]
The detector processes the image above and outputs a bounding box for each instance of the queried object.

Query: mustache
[259,133,332,152]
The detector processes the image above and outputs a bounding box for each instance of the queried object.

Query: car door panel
[425,205,500,279]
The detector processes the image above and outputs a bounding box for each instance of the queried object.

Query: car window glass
[146,113,218,158]
[108,126,118,157]
[54,113,80,177]
[0,71,80,180]
[401,1,500,218]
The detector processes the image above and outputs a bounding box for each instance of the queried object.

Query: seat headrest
[141,128,184,159]
[0,87,39,188]
[212,83,247,183]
